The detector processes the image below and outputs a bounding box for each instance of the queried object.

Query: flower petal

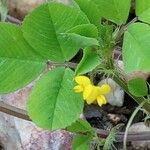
[84,86,99,104]
[97,95,107,106]
[75,76,91,87]
[73,85,83,93]
[98,84,111,95]
[83,84,93,100]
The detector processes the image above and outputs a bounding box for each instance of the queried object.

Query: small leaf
[72,134,92,150]
[123,23,150,73]
[92,0,131,25]
[136,0,150,24]
[127,78,148,97]
[67,119,94,133]
[74,0,101,28]
[27,67,84,130]
[0,23,45,94]
[22,2,95,63]
[99,24,113,49]
[76,47,100,75]
[103,127,117,150]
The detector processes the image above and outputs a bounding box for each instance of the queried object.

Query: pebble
[129,122,150,150]
[98,78,124,107]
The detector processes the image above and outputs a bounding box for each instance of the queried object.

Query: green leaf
[72,134,92,150]
[123,23,150,73]
[98,24,113,49]
[136,0,150,24]
[74,0,101,28]
[67,24,98,38]
[0,23,45,94]
[27,67,84,130]
[67,0,81,10]
[75,47,100,75]
[127,77,148,97]
[92,0,131,25]
[103,127,117,150]
[61,33,99,50]
[22,2,97,63]
[67,119,94,133]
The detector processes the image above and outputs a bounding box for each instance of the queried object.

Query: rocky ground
[0,0,150,150]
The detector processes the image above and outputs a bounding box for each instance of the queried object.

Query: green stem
[123,101,146,150]
[113,75,150,113]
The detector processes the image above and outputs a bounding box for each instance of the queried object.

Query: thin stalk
[115,17,138,42]
[123,101,146,150]
[0,101,31,121]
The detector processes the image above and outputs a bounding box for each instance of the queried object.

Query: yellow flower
[74,75,111,107]
[83,85,99,104]
[96,84,111,106]
[98,84,111,94]
[97,95,107,106]
[73,76,91,93]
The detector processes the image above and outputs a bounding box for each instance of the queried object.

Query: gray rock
[98,78,124,107]
[0,82,72,150]
[129,122,150,150]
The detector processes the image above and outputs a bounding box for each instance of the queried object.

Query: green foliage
[27,67,84,130]
[103,127,117,150]
[22,2,98,63]
[92,0,131,25]
[68,119,96,150]
[0,1,150,149]
[75,47,100,75]
[136,0,150,24]
[67,24,98,38]
[74,0,101,28]
[127,78,148,97]
[99,24,113,49]
[67,119,95,133]
[123,23,150,73]
[72,134,92,150]
[0,23,46,94]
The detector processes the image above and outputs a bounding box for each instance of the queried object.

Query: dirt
[7,0,45,20]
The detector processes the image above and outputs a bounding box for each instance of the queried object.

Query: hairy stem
[115,17,138,42]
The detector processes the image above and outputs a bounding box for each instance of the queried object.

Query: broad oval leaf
[136,0,150,24]
[93,0,131,25]
[123,23,150,73]
[75,47,100,75]
[74,0,101,28]
[27,67,84,130]
[22,2,98,63]
[127,78,148,97]
[0,23,45,94]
